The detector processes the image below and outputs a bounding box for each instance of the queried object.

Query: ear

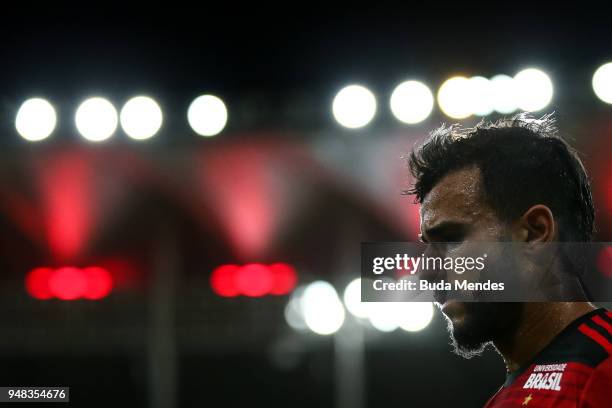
[514,205,556,243]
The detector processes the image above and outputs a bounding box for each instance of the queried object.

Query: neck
[493,302,596,373]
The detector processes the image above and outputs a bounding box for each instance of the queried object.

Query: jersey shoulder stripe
[577,323,612,355]
[591,315,612,336]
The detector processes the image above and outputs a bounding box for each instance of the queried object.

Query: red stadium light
[25,267,54,300]
[25,266,113,300]
[235,263,274,297]
[48,267,88,300]
[210,263,298,297]
[82,266,114,299]
[210,264,240,297]
[269,263,297,295]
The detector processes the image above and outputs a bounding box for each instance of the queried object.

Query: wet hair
[406,113,594,242]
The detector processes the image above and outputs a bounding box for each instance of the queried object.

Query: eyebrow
[419,221,467,242]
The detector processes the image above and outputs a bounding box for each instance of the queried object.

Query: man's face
[419,165,523,357]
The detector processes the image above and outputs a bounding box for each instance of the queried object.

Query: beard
[441,302,523,359]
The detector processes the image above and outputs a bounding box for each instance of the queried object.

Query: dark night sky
[0,8,609,101]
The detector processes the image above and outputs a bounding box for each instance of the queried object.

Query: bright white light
[343,278,369,318]
[490,75,518,114]
[397,302,434,332]
[120,96,163,140]
[468,76,494,116]
[592,62,612,104]
[15,98,57,141]
[187,95,228,137]
[332,85,377,128]
[390,80,434,124]
[302,281,345,335]
[513,68,553,112]
[367,302,400,332]
[437,76,472,119]
[367,301,434,333]
[284,287,308,331]
[75,97,118,142]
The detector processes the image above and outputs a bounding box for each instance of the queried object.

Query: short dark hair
[406,113,595,242]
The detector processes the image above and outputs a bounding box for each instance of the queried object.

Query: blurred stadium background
[0,9,612,408]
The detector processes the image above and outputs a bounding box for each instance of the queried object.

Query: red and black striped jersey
[484,308,612,408]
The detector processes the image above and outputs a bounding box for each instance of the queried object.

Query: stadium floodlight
[332,84,377,129]
[343,278,369,318]
[437,76,472,119]
[302,281,345,335]
[513,68,554,112]
[367,302,401,332]
[490,74,518,114]
[592,62,612,104]
[75,97,118,142]
[120,96,163,140]
[468,76,494,117]
[284,286,308,331]
[187,95,228,137]
[367,301,434,333]
[15,98,57,141]
[390,80,434,124]
[397,302,434,332]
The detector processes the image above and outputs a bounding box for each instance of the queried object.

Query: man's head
[407,113,595,358]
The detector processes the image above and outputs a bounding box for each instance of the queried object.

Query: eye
[443,234,461,243]
[440,230,465,243]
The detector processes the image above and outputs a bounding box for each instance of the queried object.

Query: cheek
[442,301,468,325]
[469,219,509,241]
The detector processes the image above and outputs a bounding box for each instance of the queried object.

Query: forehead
[420,165,487,228]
